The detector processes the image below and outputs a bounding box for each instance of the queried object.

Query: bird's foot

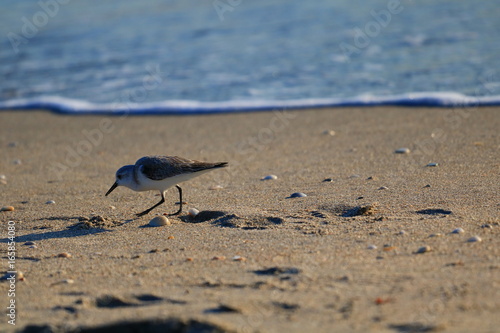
[136,210,150,217]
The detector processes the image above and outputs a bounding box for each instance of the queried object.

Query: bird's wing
[136,156,227,181]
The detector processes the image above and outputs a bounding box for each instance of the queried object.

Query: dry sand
[0,107,499,333]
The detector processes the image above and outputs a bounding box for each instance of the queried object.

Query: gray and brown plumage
[105,155,228,216]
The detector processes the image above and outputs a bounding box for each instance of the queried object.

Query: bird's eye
[117,175,122,180]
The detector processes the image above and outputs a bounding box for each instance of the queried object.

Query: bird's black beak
[105,182,118,196]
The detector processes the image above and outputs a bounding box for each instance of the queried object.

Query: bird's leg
[169,185,183,216]
[136,191,165,217]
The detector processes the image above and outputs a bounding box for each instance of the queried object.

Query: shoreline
[0,107,499,332]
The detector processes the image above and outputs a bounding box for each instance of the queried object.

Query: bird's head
[105,165,134,196]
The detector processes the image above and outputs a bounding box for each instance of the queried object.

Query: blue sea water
[1,0,500,114]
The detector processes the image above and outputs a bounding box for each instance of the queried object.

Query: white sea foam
[1,92,499,115]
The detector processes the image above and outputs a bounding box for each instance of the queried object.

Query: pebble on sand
[57,252,72,258]
[451,228,465,234]
[426,162,438,167]
[467,236,482,243]
[212,256,226,260]
[209,185,224,190]
[378,186,388,190]
[149,216,170,227]
[261,175,278,180]
[232,256,246,261]
[322,178,334,182]
[289,192,307,198]
[367,244,377,250]
[46,200,56,204]
[394,148,410,154]
[322,130,336,136]
[1,206,15,212]
[13,159,22,165]
[188,208,200,217]
[416,246,432,254]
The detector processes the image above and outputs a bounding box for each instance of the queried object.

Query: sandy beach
[0,107,499,332]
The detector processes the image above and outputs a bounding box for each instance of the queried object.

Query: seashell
[212,256,226,260]
[289,192,307,198]
[322,130,336,136]
[467,236,482,243]
[1,206,14,212]
[378,186,388,190]
[149,216,170,227]
[261,174,278,181]
[451,228,464,234]
[394,148,410,154]
[416,246,432,254]
[57,252,72,258]
[367,244,377,250]
[46,200,56,204]
[322,178,334,182]
[232,256,246,261]
[426,162,438,167]
[167,236,175,239]
[188,208,200,217]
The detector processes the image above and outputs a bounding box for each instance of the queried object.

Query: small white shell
[378,186,389,190]
[416,246,432,254]
[149,216,170,227]
[188,208,200,217]
[395,148,410,154]
[261,174,278,180]
[367,244,377,250]
[46,200,56,204]
[322,130,336,136]
[451,228,464,234]
[467,236,482,243]
[289,192,307,198]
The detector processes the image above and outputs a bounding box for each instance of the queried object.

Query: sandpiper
[105,155,228,216]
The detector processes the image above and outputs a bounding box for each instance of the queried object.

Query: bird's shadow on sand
[0,228,110,243]
[0,215,137,243]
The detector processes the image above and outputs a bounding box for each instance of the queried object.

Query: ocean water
[1,0,500,114]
